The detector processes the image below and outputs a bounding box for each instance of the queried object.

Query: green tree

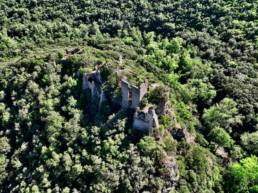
[0,136,11,154]
[0,154,8,183]
[224,156,258,193]
[241,131,258,155]
[202,98,242,132]
[138,136,161,155]
[166,37,182,54]
[208,127,234,148]
[187,79,216,106]
[0,137,10,184]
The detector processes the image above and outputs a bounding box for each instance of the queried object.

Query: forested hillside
[0,0,257,193]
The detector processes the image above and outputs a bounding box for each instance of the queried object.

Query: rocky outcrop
[156,100,171,116]
[161,156,179,192]
[215,145,228,159]
[171,126,195,144]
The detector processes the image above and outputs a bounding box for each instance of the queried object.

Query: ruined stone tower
[121,79,130,108]
[131,81,148,109]
[132,106,159,132]
[82,70,106,108]
[120,79,148,109]
[82,70,103,96]
[120,78,159,132]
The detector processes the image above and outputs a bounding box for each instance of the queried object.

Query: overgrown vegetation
[0,0,257,193]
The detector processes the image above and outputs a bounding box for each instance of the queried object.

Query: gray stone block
[131,85,140,109]
[121,79,130,108]
[133,107,159,132]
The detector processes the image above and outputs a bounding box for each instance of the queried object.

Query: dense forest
[0,0,257,193]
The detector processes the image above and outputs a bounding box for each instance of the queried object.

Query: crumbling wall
[121,79,148,109]
[83,73,174,133]
[89,81,98,98]
[82,70,105,107]
[121,80,130,108]
[149,107,159,128]
[93,71,103,84]
[131,85,140,109]
[99,90,106,110]
[133,107,159,132]
[82,74,91,90]
[131,81,148,109]
[139,81,148,99]
[120,78,161,132]
[156,100,170,115]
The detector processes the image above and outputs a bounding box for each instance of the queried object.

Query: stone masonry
[82,70,106,108]
[133,107,159,132]
[120,79,148,109]
[131,81,148,108]
[82,70,103,98]
[121,79,130,108]
[120,78,160,132]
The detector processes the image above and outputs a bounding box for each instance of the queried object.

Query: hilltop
[0,1,257,193]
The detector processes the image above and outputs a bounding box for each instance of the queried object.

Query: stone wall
[82,73,172,133]
[132,107,159,132]
[119,78,162,132]
[131,85,140,109]
[99,90,106,110]
[82,74,91,90]
[82,70,105,106]
[156,100,170,115]
[149,107,159,128]
[120,79,148,109]
[121,80,130,108]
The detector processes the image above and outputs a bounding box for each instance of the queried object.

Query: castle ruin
[82,70,103,95]
[121,79,130,108]
[82,70,106,109]
[133,106,159,132]
[82,72,162,133]
[120,79,148,109]
[119,79,162,133]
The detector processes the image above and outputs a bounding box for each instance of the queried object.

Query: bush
[224,156,258,193]
[241,131,258,155]
[208,127,234,149]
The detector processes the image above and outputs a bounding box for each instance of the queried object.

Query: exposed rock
[215,145,229,159]
[65,48,82,55]
[171,128,186,141]
[160,156,179,189]
[171,126,195,144]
